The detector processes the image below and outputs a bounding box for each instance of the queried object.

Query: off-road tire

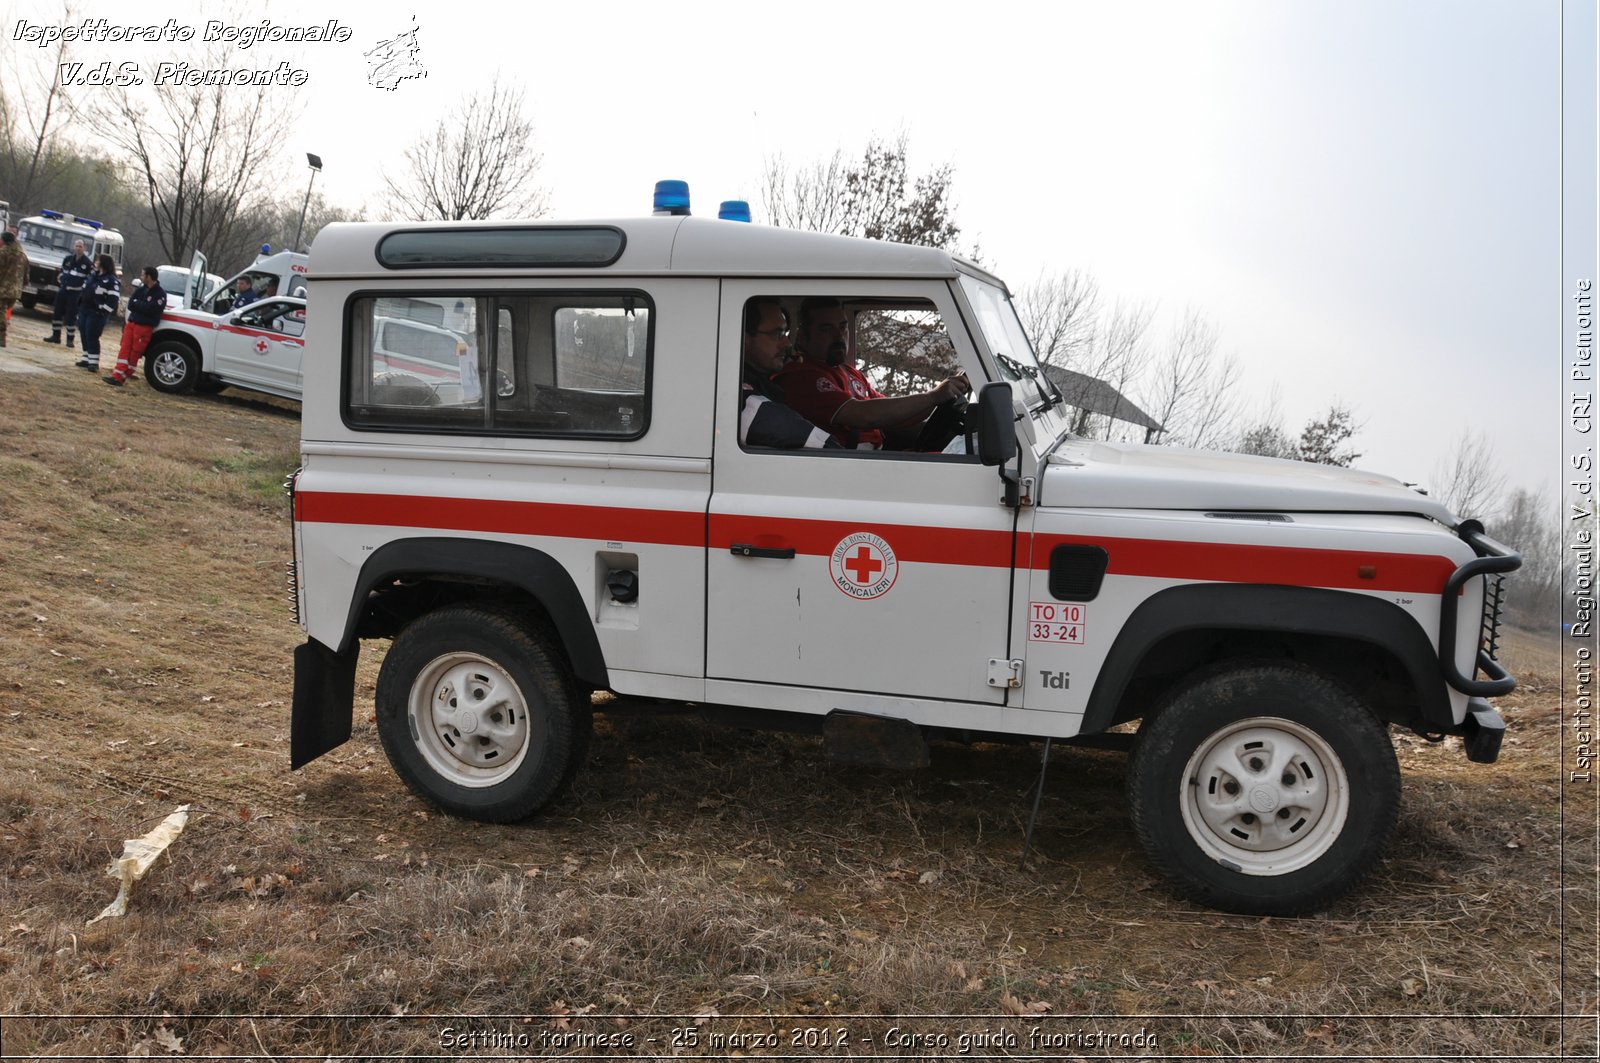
[1128,663,1400,915]
[144,341,200,394]
[375,604,591,822]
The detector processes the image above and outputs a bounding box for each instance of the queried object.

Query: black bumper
[1447,698,1506,764]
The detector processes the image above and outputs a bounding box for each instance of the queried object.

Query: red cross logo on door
[843,546,882,585]
[255,339,269,354]
[829,532,898,600]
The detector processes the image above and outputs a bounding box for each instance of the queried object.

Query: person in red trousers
[106,266,167,386]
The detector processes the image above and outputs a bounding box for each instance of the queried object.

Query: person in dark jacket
[106,265,166,386]
[74,255,120,372]
[228,276,258,310]
[47,239,93,347]
[739,298,840,449]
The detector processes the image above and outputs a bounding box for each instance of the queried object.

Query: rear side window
[344,290,652,438]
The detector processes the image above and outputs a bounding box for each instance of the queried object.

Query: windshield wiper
[996,353,1055,410]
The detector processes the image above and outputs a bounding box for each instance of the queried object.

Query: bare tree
[0,3,79,212]
[1141,307,1242,450]
[1016,270,1101,369]
[1492,486,1561,623]
[760,132,962,251]
[761,148,852,234]
[383,77,549,222]
[88,46,296,266]
[1431,429,1506,518]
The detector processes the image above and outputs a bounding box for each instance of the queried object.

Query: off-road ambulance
[188,247,310,314]
[287,214,1520,915]
[15,209,125,312]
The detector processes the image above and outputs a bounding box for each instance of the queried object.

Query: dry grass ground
[0,309,1593,1059]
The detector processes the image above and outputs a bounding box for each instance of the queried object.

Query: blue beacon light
[652,180,691,216]
[717,200,751,222]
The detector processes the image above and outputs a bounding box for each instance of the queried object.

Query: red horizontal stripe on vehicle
[296,492,1455,593]
[708,513,1014,567]
[294,492,705,547]
[1030,534,1456,594]
[375,352,455,380]
[219,323,303,346]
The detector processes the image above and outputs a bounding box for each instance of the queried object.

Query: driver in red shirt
[775,297,970,449]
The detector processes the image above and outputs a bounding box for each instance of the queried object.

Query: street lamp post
[294,153,323,252]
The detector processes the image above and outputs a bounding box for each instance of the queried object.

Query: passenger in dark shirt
[739,298,839,449]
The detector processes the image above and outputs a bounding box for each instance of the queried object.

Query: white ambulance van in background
[189,246,310,313]
[285,199,1520,916]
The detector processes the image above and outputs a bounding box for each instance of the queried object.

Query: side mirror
[975,382,1018,467]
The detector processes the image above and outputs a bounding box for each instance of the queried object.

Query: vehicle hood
[1040,439,1457,523]
[19,242,57,269]
[160,308,224,325]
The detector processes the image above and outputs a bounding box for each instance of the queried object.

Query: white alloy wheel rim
[152,349,188,387]
[407,652,532,787]
[1179,716,1350,876]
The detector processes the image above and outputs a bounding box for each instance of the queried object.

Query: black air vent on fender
[1049,545,1109,601]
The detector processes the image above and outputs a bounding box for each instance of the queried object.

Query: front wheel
[1128,664,1400,915]
[375,605,590,822]
[145,341,200,394]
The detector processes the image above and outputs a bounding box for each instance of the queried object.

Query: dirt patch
[0,333,1591,1059]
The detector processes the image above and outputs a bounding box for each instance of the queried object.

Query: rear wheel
[375,605,590,822]
[1128,663,1399,915]
[145,341,199,394]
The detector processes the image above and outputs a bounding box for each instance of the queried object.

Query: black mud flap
[824,712,930,770]
[291,639,359,769]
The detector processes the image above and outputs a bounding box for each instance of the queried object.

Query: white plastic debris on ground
[88,804,191,925]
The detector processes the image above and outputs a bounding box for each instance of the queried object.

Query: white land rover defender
[288,215,1520,915]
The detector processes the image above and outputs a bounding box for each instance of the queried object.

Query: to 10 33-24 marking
[1029,601,1086,644]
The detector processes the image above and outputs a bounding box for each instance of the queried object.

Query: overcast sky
[9,0,1579,508]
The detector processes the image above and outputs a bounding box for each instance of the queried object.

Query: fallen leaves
[997,992,1053,1017]
[127,1019,184,1056]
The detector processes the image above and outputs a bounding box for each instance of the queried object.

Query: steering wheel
[916,395,969,453]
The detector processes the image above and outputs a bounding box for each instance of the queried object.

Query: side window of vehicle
[344,291,651,438]
[742,295,968,457]
[234,304,268,327]
[275,305,307,338]
[235,300,293,331]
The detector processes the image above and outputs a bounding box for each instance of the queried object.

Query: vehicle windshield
[17,222,81,255]
[958,274,1056,411]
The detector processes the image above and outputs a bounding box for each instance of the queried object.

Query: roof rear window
[376,227,625,269]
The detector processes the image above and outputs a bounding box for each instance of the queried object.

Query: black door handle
[729,543,796,560]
